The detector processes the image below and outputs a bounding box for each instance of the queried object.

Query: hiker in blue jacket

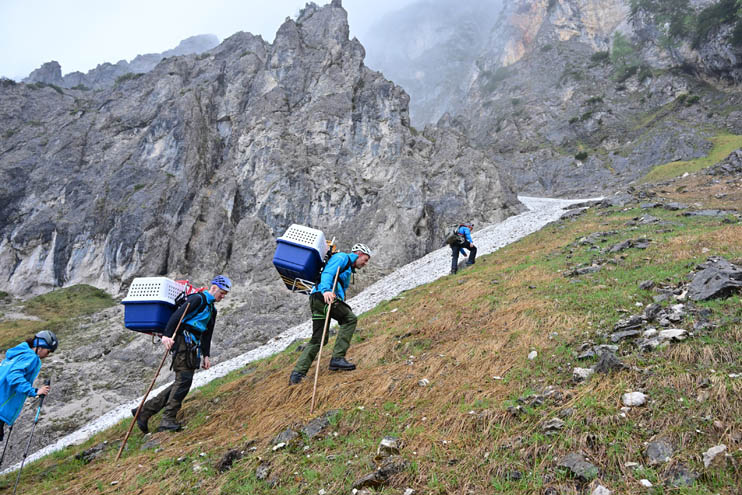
[0,330,58,441]
[289,243,373,385]
[135,275,231,433]
[450,222,477,274]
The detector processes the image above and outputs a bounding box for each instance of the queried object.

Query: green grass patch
[0,285,115,350]
[640,132,742,183]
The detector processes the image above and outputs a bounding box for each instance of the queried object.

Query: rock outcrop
[1,1,522,295]
[365,0,742,196]
[23,34,220,89]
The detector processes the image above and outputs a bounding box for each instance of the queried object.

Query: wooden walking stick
[116,303,190,461]
[310,267,341,413]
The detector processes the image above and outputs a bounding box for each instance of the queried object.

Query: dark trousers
[450,243,477,274]
[293,293,357,375]
[141,333,197,423]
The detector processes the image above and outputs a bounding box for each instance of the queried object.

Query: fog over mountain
[363,0,504,126]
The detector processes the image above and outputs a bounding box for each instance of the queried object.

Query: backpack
[445,225,467,245]
[173,280,207,311]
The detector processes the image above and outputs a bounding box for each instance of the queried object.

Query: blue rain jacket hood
[311,252,358,301]
[0,342,42,425]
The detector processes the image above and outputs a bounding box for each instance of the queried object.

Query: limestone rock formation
[24,34,220,89]
[1,1,522,295]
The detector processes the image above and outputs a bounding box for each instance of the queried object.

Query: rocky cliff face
[23,34,220,89]
[364,0,742,196]
[456,0,742,195]
[0,1,522,296]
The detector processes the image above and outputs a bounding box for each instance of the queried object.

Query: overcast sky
[0,0,414,80]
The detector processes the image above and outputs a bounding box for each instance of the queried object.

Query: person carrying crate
[134,275,231,433]
[289,244,372,385]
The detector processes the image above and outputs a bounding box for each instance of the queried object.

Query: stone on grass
[255,461,271,480]
[610,329,641,343]
[591,485,612,495]
[645,438,673,465]
[573,367,595,382]
[666,464,698,487]
[594,350,626,374]
[639,479,653,487]
[528,351,538,360]
[352,455,408,489]
[621,392,647,407]
[688,257,742,301]
[541,418,566,433]
[557,452,599,481]
[376,436,401,459]
[302,410,339,439]
[702,444,727,468]
[216,449,243,472]
[272,428,298,445]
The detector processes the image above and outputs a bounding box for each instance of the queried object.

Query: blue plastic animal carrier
[273,225,329,294]
[121,277,185,333]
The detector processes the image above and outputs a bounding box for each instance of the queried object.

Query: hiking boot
[131,407,149,434]
[329,357,356,371]
[289,371,305,385]
[157,419,182,432]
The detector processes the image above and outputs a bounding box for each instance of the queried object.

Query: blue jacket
[0,342,42,425]
[311,252,357,301]
[457,225,473,255]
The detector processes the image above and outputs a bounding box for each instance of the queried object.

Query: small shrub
[615,65,639,83]
[540,44,553,52]
[575,151,588,161]
[569,116,579,124]
[637,64,653,82]
[511,97,522,106]
[580,111,594,121]
[2,129,15,139]
[0,290,9,300]
[693,0,738,48]
[71,84,90,91]
[0,78,17,88]
[590,51,610,64]
[115,72,143,85]
[685,94,700,106]
[586,96,603,105]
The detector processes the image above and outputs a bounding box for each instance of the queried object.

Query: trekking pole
[0,424,14,469]
[310,267,341,413]
[12,378,50,495]
[115,303,190,461]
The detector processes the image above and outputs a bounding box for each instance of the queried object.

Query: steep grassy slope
[2,178,741,494]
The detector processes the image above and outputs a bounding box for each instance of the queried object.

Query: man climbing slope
[450,222,477,274]
[134,275,231,433]
[289,243,373,385]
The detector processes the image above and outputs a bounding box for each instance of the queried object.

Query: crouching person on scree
[134,275,231,433]
[289,243,372,385]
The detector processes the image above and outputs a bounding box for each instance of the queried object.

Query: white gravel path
[2,195,599,473]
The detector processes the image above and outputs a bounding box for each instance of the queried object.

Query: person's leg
[140,383,172,420]
[160,368,194,428]
[467,245,477,265]
[331,302,357,359]
[293,294,331,375]
[450,244,459,274]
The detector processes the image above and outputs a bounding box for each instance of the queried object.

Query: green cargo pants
[293,293,357,375]
[140,332,198,423]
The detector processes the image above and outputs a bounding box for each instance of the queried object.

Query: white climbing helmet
[351,243,373,257]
